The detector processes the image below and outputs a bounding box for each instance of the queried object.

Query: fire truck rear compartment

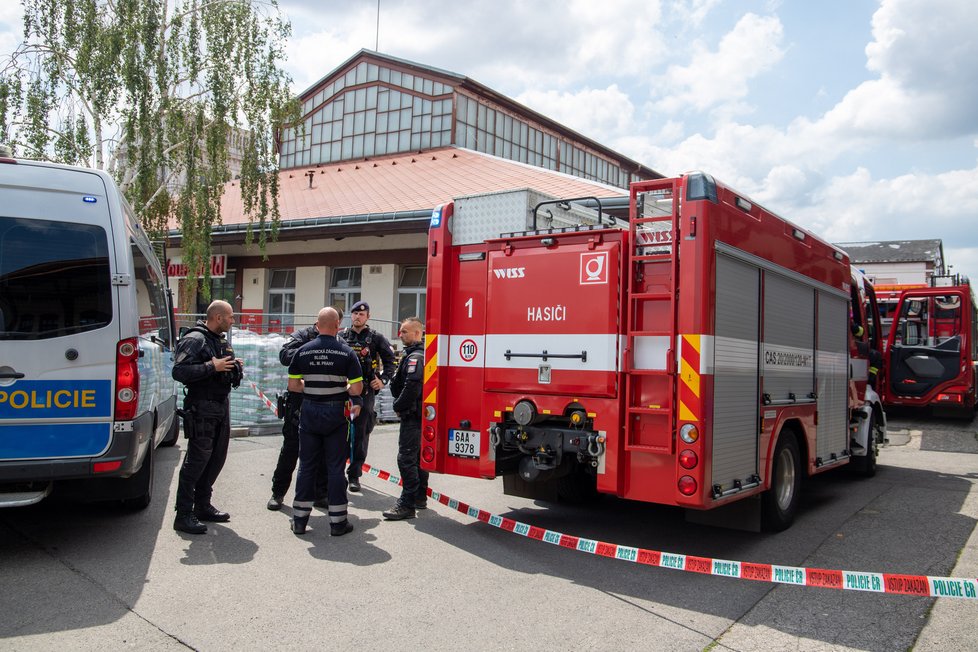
[491,411,603,502]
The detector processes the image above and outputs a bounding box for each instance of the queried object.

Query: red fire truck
[421,173,885,531]
[882,275,977,413]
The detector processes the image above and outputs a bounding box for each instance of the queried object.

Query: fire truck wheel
[556,467,598,504]
[852,413,880,478]
[761,431,801,532]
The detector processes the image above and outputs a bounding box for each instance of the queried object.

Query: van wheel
[160,414,179,447]
[121,444,154,511]
[762,431,801,532]
[851,413,880,478]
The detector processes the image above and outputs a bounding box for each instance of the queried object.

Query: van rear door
[0,165,120,462]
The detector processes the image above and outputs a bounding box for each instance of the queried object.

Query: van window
[132,240,169,337]
[0,216,112,340]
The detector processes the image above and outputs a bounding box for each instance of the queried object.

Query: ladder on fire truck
[624,179,681,453]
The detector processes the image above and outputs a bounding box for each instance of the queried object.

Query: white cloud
[653,13,785,115]
[281,0,674,95]
[515,85,635,142]
[817,0,978,140]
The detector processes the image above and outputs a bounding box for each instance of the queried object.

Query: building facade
[167,50,662,336]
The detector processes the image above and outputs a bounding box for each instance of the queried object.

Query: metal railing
[173,312,403,432]
[175,313,402,340]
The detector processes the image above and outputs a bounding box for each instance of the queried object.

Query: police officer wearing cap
[382,317,428,521]
[338,300,395,492]
[172,300,243,535]
[287,307,363,535]
[266,321,331,511]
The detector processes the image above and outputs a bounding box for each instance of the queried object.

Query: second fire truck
[882,275,977,414]
[420,173,885,530]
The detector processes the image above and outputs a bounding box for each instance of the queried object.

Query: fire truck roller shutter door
[712,254,761,494]
[762,272,816,406]
[816,291,849,461]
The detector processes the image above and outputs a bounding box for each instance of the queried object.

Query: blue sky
[3,0,977,281]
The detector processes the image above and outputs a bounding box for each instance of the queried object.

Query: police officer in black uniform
[338,300,395,492]
[266,322,330,510]
[382,317,428,521]
[287,307,364,535]
[172,300,243,535]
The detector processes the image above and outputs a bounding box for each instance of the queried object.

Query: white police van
[0,155,179,509]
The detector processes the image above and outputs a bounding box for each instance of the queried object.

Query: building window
[397,266,427,324]
[196,270,237,314]
[268,269,295,332]
[329,266,362,315]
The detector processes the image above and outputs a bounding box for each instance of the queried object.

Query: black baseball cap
[351,300,370,313]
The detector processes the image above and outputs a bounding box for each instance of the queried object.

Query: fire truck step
[632,254,673,261]
[628,406,671,415]
[630,292,672,300]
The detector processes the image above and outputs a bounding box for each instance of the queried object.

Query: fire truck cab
[422,172,885,530]
[882,275,977,413]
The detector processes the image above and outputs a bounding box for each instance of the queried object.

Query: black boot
[194,505,230,522]
[174,512,207,534]
[382,503,416,521]
[291,516,309,535]
[330,520,354,536]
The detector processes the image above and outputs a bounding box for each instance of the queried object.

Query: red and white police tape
[360,462,978,600]
[250,381,278,418]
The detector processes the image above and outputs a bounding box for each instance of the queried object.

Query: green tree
[0,0,298,304]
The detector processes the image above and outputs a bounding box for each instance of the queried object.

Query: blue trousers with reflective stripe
[293,401,349,522]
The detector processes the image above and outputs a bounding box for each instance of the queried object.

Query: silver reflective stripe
[304,374,349,382]
[305,386,347,395]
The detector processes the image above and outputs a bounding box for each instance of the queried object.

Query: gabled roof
[217,146,628,229]
[296,49,661,180]
[835,239,944,265]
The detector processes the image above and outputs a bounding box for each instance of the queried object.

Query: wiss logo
[493,267,526,279]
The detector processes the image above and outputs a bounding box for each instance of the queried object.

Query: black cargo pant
[175,398,231,514]
[292,400,351,528]
[396,413,428,506]
[347,389,376,480]
[270,392,328,499]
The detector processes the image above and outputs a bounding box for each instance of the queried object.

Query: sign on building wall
[166,255,227,279]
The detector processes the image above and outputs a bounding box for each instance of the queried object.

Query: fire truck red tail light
[115,338,140,421]
[679,449,698,470]
[422,446,435,463]
[679,423,699,444]
[94,460,122,474]
[423,425,435,441]
[937,393,963,403]
[678,475,697,496]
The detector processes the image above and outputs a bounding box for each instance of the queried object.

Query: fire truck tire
[851,413,880,478]
[761,431,801,532]
[556,468,597,504]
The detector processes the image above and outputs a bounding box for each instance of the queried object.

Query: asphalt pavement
[1,413,976,651]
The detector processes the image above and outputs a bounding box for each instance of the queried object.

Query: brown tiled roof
[218,146,628,226]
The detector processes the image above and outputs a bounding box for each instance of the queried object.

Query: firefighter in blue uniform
[287,307,363,535]
[266,322,331,510]
[382,317,428,521]
[338,301,395,492]
[172,300,243,535]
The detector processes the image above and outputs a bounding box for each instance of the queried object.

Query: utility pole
[375,0,380,51]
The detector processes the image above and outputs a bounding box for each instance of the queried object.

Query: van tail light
[94,460,123,474]
[115,338,140,421]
